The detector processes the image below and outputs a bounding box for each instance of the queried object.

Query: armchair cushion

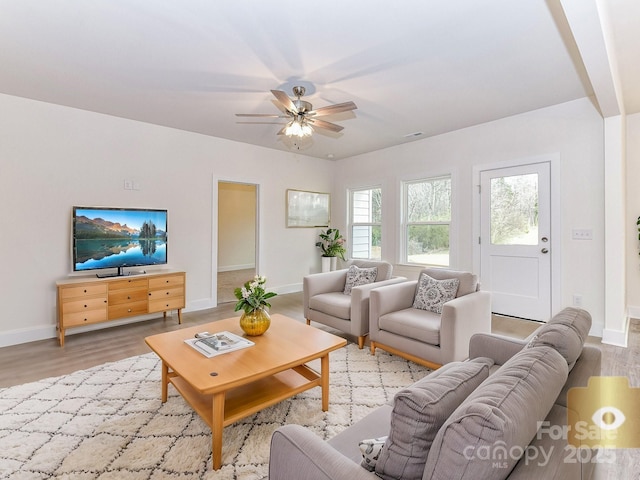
[309,292,352,320]
[412,273,459,314]
[423,268,478,297]
[379,308,441,345]
[375,357,494,480]
[349,259,392,282]
[344,265,378,295]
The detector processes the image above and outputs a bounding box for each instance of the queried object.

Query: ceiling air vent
[403,132,424,138]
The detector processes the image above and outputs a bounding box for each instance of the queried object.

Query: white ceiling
[0,0,637,160]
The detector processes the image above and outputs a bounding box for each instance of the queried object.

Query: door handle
[541,248,549,254]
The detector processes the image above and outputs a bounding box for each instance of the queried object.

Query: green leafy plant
[234,275,277,314]
[316,228,347,260]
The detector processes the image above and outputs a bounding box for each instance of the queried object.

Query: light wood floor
[0,294,637,477]
[1,292,635,389]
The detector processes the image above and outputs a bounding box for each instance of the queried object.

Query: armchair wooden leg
[306,319,311,325]
[370,341,376,355]
[357,336,365,349]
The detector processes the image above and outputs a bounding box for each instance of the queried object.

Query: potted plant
[316,228,347,271]
[234,275,277,335]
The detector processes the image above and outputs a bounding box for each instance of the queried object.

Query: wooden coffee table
[144,313,347,470]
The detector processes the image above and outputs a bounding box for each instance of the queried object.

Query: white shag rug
[0,343,430,479]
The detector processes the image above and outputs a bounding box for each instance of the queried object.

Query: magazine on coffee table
[184,331,254,358]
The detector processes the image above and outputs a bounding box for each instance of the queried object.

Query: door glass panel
[490,173,538,245]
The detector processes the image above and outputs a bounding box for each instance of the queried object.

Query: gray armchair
[369,268,491,369]
[303,260,406,349]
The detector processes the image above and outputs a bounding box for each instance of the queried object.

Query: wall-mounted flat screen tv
[73,206,168,277]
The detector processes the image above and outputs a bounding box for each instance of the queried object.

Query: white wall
[0,93,333,346]
[332,98,606,335]
[626,112,640,317]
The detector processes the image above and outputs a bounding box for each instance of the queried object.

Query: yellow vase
[239,308,271,336]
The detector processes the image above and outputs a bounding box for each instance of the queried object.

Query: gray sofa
[268,307,601,480]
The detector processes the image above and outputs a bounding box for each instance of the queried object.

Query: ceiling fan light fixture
[285,118,313,137]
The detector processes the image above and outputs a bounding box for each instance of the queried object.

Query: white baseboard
[273,283,302,295]
[627,305,640,320]
[217,264,255,273]
[601,327,629,348]
[0,325,56,348]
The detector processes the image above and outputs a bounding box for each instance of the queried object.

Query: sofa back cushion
[526,307,591,370]
[422,268,478,297]
[423,346,568,480]
[350,259,393,282]
[375,357,494,480]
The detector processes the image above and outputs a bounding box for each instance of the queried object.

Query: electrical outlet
[124,179,133,190]
[572,229,593,240]
[573,294,583,307]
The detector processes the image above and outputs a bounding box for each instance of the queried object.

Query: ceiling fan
[236,86,357,137]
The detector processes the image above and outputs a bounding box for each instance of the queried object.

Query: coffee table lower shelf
[168,364,322,468]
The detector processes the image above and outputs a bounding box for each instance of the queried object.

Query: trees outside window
[350,187,382,260]
[403,176,451,266]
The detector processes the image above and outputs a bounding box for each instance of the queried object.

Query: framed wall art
[286,189,330,228]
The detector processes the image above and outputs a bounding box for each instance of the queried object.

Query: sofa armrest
[439,290,492,364]
[350,277,407,337]
[468,332,527,365]
[269,425,377,480]
[304,270,349,318]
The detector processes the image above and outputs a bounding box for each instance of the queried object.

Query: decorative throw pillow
[358,436,387,471]
[343,265,378,295]
[412,273,459,313]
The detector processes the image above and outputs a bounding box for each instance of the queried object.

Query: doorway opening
[217,181,258,304]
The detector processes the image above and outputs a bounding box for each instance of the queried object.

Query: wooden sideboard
[56,270,185,346]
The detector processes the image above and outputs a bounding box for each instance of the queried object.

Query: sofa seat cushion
[526,307,592,370]
[424,346,569,480]
[378,308,441,345]
[309,292,351,320]
[375,357,494,480]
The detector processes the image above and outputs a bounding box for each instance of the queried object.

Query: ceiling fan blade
[307,118,344,133]
[308,101,357,117]
[271,89,298,114]
[236,121,287,125]
[235,113,287,117]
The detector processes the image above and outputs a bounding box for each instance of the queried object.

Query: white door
[479,162,551,320]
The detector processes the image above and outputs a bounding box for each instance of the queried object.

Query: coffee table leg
[212,392,225,470]
[161,361,169,402]
[321,354,330,411]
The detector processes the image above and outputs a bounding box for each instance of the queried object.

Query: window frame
[348,185,382,260]
[400,174,453,267]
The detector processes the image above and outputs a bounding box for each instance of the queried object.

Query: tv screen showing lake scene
[73,207,168,272]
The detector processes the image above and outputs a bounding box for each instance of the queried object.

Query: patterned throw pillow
[359,436,387,471]
[343,265,378,295]
[412,273,459,314]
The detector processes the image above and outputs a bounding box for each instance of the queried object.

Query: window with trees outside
[403,176,451,266]
[350,187,382,260]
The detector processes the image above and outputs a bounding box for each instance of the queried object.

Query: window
[349,187,382,260]
[403,176,451,266]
